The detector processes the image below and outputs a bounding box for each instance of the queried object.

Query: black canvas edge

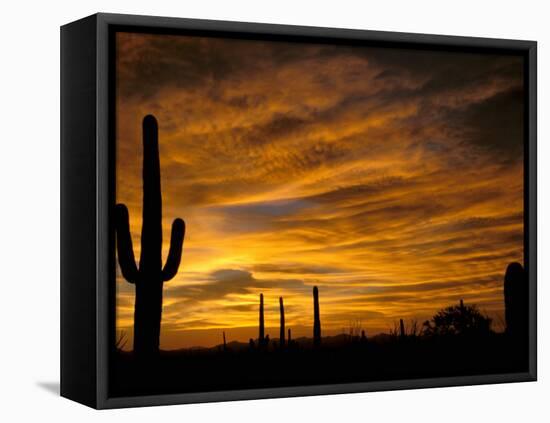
[526,37,537,381]
[60,12,537,410]
[60,14,99,408]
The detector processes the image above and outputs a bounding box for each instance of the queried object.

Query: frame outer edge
[60,14,99,408]
[86,12,537,409]
[528,42,537,380]
[96,12,111,409]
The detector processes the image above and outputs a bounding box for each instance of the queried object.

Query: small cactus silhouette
[223,331,227,352]
[504,262,528,339]
[259,293,265,347]
[288,328,292,344]
[279,297,285,348]
[313,286,321,347]
[115,115,185,357]
[399,319,406,338]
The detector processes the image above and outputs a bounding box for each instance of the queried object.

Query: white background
[0,0,547,421]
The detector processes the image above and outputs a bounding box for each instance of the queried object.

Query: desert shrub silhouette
[115,115,185,357]
[422,300,492,337]
[115,331,127,353]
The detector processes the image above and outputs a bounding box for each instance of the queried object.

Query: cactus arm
[162,218,185,281]
[114,204,139,284]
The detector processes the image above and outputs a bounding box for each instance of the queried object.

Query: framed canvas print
[60,13,537,409]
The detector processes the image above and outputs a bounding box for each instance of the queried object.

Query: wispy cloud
[115,32,524,349]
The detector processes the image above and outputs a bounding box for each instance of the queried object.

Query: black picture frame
[61,12,537,409]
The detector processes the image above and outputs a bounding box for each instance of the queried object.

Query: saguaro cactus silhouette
[313,286,321,347]
[259,293,265,347]
[504,262,528,339]
[399,319,406,338]
[115,115,185,357]
[279,297,285,348]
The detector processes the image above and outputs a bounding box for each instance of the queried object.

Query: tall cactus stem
[313,286,321,347]
[504,262,528,339]
[259,293,265,346]
[115,115,185,357]
[279,297,285,348]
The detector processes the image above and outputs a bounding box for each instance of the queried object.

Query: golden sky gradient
[115,31,524,350]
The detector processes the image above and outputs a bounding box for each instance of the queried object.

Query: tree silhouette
[115,115,185,357]
[423,300,492,337]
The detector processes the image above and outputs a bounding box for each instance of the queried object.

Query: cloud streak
[115,32,524,349]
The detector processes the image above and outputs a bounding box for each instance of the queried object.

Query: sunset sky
[115,31,524,350]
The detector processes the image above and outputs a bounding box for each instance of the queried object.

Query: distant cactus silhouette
[259,293,265,347]
[504,262,528,339]
[313,286,321,347]
[459,299,465,329]
[115,115,185,357]
[279,297,285,348]
[223,331,227,352]
[288,328,292,344]
[361,330,367,343]
[399,319,406,338]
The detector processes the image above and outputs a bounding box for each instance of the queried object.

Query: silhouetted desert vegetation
[111,115,529,397]
[111,267,528,396]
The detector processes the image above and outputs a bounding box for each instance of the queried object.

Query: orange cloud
[115,32,524,349]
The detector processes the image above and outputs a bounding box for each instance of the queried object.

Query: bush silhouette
[423,300,492,337]
[115,115,185,357]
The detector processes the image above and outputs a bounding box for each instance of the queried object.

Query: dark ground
[110,333,528,397]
